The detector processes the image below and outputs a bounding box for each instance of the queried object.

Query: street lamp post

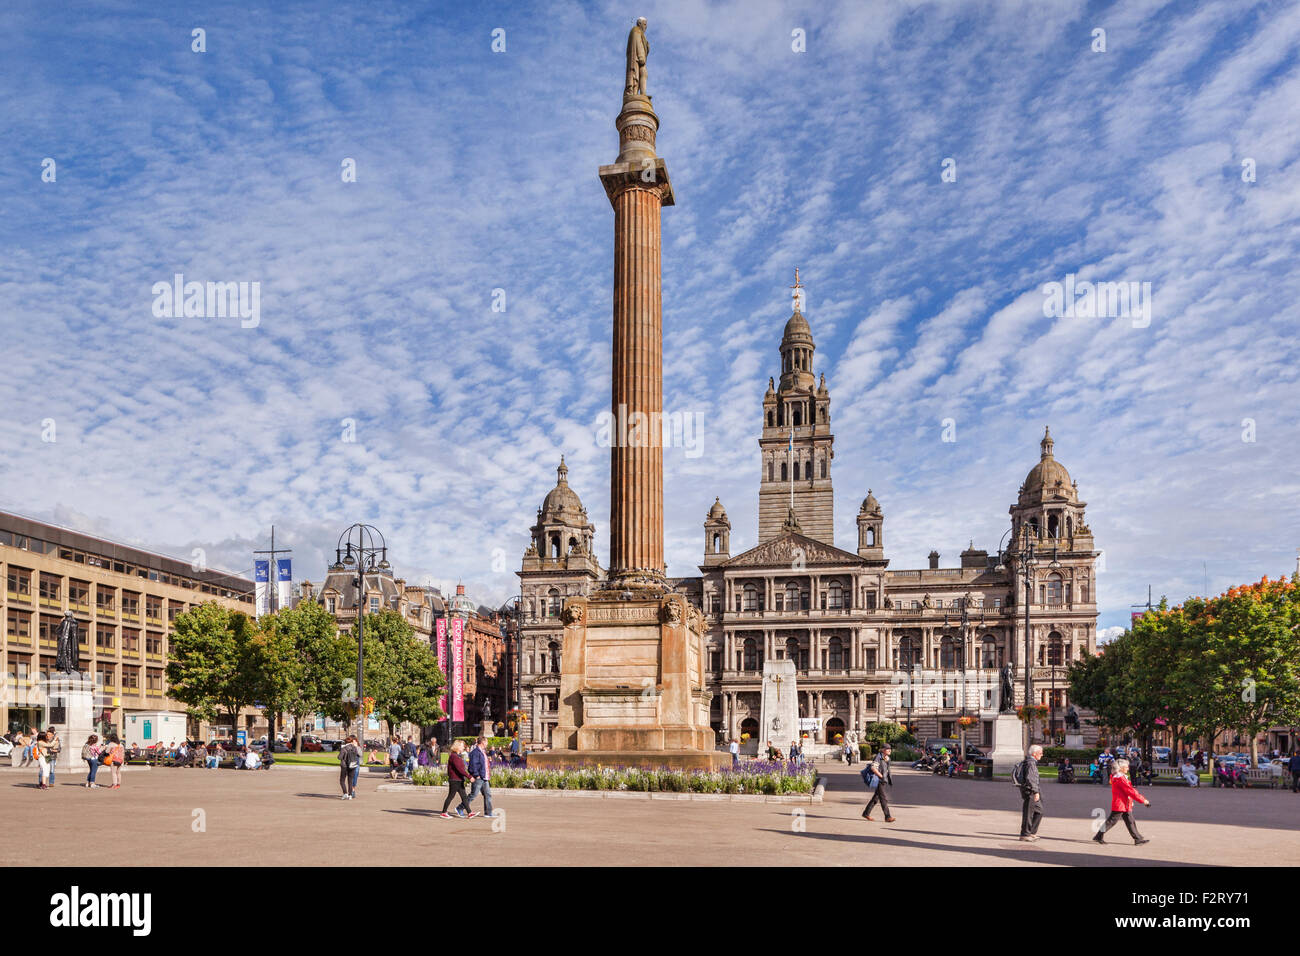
[332,524,389,746]
[993,526,1059,751]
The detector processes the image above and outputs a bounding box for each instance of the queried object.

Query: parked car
[0,737,13,758]
[300,735,325,752]
[1152,746,1171,762]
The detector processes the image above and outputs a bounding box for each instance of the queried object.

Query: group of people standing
[12,727,126,790]
[439,737,495,819]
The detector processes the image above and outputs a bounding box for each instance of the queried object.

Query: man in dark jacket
[862,744,895,822]
[1288,751,1300,793]
[1019,745,1044,841]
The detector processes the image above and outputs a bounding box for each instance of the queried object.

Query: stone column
[600,92,674,592]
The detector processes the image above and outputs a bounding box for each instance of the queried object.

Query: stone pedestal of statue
[41,673,96,772]
[530,592,728,771]
[989,713,1026,774]
[1064,733,1084,749]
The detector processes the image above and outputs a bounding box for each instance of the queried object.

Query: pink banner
[451,617,465,723]
[436,617,448,721]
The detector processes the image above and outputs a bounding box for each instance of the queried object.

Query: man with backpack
[861,743,895,822]
[1015,744,1044,842]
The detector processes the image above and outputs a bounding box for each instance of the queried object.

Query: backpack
[1011,759,1028,789]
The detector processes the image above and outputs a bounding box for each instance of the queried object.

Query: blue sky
[2,0,1298,635]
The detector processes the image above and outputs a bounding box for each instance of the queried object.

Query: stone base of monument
[1064,733,1084,749]
[758,659,798,753]
[542,590,726,772]
[989,713,1027,774]
[41,673,96,772]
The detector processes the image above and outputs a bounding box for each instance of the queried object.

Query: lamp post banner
[451,617,465,722]
[275,558,293,611]
[436,617,448,721]
[254,561,270,618]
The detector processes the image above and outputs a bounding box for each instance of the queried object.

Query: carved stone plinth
[535,593,727,771]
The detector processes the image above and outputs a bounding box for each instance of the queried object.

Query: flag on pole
[254,561,270,618]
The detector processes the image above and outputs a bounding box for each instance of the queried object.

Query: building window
[827,637,843,670]
[742,638,759,671]
[942,690,956,709]
[1046,573,1064,606]
[1047,632,1064,666]
[827,582,843,610]
[7,567,31,599]
[940,635,957,669]
[742,584,758,612]
[6,609,31,640]
[864,649,877,670]
[547,589,561,618]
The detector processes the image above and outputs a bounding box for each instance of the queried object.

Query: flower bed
[409,759,818,795]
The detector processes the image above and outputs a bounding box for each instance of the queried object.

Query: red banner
[451,617,465,722]
[436,617,448,721]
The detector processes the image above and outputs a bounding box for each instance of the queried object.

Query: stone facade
[519,287,1101,749]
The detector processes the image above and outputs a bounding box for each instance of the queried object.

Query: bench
[1151,767,1188,784]
[1241,768,1281,789]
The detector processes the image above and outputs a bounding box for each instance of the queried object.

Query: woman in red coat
[1093,758,1151,845]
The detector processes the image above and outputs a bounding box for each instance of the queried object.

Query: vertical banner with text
[436,617,448,721]
[451,617,465,723]
[254,561,270,618]
[276,558,293,611]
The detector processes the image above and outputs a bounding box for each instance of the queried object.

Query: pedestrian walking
[439,739,478,819]
[861,743,895,822]
[1016,745,1044,842]
[338,734,360,800]
[81,734,101,788]
[467,736,495,818]
[729,737,740,767]
[403,736,417,778]
[1288,751,1300,793]
[1094,758,1151,845]
[387,736,402,779]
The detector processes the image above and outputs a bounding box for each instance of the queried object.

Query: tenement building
[518,283,1101,749]
[0,511,255,741]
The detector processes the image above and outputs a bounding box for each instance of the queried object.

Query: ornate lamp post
[332,524,389,745]
[993,526,1060,750]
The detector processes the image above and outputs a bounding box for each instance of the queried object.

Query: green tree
[166,601,260,736]
[253,602,353,752]
[347,608,446,738]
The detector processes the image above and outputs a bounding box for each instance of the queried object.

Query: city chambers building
[1,510,255,742]
[518,286,1101,750]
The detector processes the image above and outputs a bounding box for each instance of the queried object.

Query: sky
[2,0,1298,636]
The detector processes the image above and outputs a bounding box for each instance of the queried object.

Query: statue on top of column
[625,17,649,97]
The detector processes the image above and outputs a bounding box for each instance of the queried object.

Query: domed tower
[757,270,835,545]
[856,489,885,561]
[524,457,597,566]
[1007,428,1099,702]
[1010,427,1091,545]
[703,497,731,566]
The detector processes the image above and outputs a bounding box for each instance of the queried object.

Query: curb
[376,783,823,804]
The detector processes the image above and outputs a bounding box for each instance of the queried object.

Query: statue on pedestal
[1065,704,1080,731]
[625,17,649,97]
[998,663,1015,713]
[54,611,82,675]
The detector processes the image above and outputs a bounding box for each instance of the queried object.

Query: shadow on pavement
[758,828,1203,867]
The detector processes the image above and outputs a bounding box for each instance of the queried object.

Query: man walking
[1017,744,1044,842]
[467,736,495,818]
[729,737,740,767]
[1094,757,1151,845]
[862,743,895,822]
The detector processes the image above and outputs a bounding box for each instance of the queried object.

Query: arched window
[547,640,560,673]
[1046,573,1064,606]
[827,582,843,610]
[547,588,561,618]
[981,635,998,668]
[940,635,957,669]
[781,462,788,481]
[568,536,578,553]
[866,527,876,546]
[1047,631,1064,666]
[767,410,774,427]
[549,534,561,559]
[785,581,800,610]
[785,636,806,669]
[828,637,843,670]
[1047,514,1060,538]
[711,532,721,551]
[793,461,800,481]
[742,584,758,612]
[793,405,802,427]
[742,638,758,671]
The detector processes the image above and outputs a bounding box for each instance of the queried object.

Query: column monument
[531,19,727,770]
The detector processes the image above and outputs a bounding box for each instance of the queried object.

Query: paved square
[7,763,1296,866]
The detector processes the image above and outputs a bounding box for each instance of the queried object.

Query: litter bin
[972,757,993,780]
